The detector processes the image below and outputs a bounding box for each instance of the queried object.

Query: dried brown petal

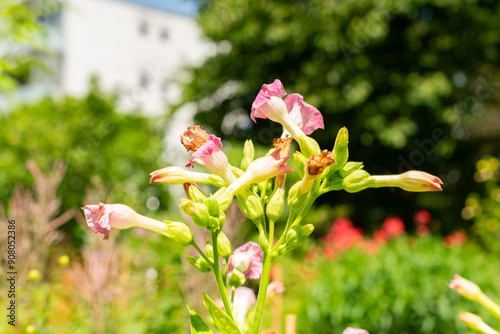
[180,125,208,152]
[272,136,293,158]
[306,150,335,176]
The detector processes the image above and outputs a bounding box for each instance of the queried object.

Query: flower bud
[217,232,233,259]
[342,170,373,193]
[149,166,226,187]
[288,182,308,210]
[293,151,307,178]
[331,127,349,171]
[296,135,321,158]
[237,192,263,222]
[229,268,246,289]
[180,199,210,227]
[266,182,285,222]
[285,224,314,251]
[339,161,364,178]
[371,171,443,192]
[183,182,206,203]
[206,196,220,217]
[241,139,255,171]
[165,221,193,246]
[205,242,214,260]
[208,216,220,230]
[186,256,212,273]
[214,187,234,212]
[258,228,269,251]
[449,275,482,301]
[458,312,497,334]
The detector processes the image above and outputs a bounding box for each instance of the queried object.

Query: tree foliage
[180,0,500,231]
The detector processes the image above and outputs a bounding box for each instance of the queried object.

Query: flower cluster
[81,79,443,334]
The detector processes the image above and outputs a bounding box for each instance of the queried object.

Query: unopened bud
[214,187,234,212]
[258,229,269,251]
[342,170,373,193]
[288,182,308,210]
[285,224,314,251]
[205,242,214,260]
[217,232,233,259]
[228,268,246,288]
[266,184,285,222]
[339,161,364,178]
[293,152,307,178]
[372,171,443,192]
[332,127,349,171]
[206,196,220,217]
[180,199,209,227]
[297,135,321,158]
[165,221,193,246]
[449,275,482,301]
[186,256,212,273]
[237,192,263,221]
[183,182,206,203]
[241,139,255,171]
[458,312,497,334]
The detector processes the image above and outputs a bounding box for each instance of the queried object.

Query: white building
[5,0,214,115]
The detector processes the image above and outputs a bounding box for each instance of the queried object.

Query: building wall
[61,0,214,114]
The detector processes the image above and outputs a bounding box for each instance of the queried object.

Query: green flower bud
[285,224,314,251]
[183,182,206,203]
[217,232,233,259]
[214,187,234,212]
[258,229,269,251]
[186,256,212,273]
[339,161,364,178]
[165,222,194,246]
[241,139,255,171]
[342,170,373,193]
[207,216,219,230]
[228,268,246,289]
[206,196,220,217]
[287,182,307,210]
[266,185,285,222]
[180,199,210,227]
[293,152,307,179]
[237,191,263,221]
[331,127,349,171]
[297,135,321,158]
[205,242,214,260]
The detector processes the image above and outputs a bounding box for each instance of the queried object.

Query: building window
[139,20,149,35]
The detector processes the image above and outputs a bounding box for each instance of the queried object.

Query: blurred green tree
[0,84,169,239]
[179,0,500,232]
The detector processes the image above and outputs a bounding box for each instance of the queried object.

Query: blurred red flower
[382,217,405,238]
[413,210,431,224]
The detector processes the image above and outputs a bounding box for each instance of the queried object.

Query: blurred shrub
[281,234,500,333]
[182,0,500,231]
[0,84,168,239]
[463,156,500,252]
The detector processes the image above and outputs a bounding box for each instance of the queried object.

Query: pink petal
[228,242,264,280]
[251,79,287,122]
[186,134,223,168]
[284,93,324,135]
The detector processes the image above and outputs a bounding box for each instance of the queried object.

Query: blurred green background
[1,0,499,333]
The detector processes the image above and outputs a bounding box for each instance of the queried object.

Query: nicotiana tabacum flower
[181,125,236,184]
[81,79,446,334]
[82,203,193,245]
[228,242,263,280]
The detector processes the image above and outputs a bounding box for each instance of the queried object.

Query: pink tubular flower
[251,79,324,139]
[449,275,482,301]
[228,242,263,280]
[343,328,369,334]
[382,217,405,238]
[149,166,226,187]
[82,203,166,240]
[226,149,293,195]
[371,171,443,192]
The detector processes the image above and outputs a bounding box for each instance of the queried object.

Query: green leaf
[187,305,214,334]
[203,293,241,334]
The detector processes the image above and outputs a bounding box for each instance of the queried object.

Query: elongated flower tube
[226,149,293,195]
[343,328,369,334]
[300,150,335,194]
[449,275,482,301]
[251,80,323,156]
[82,203,193,245]
[228,242,263,280]
[181,126,236,185]
[149,166,226,187]
[370,171,443,192]
[459,312,498,334]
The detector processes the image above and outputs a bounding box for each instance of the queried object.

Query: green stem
[479,292,500,319]
[268,219,275,250]
[191,241,213,266]
[211,231,234,320]
[249,254,274,334]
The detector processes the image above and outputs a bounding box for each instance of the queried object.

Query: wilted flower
[251,79,324,139]
[300,150,335,194]
[228,242,263,280]
[449,275,482,301]
[371,171,443,192]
